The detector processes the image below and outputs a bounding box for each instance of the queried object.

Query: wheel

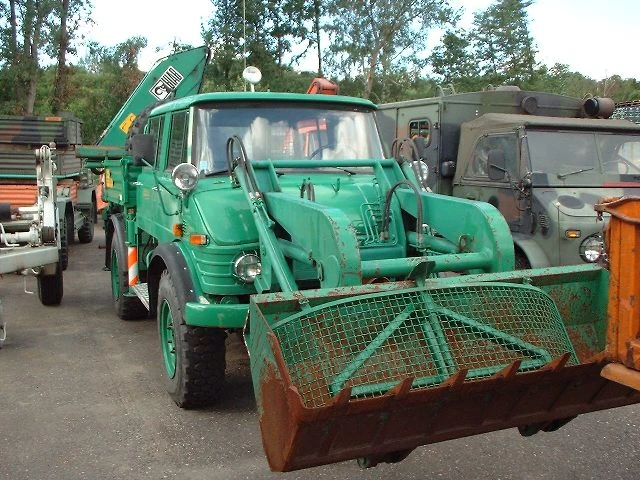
[0,315,5,349]
[77,201,95,244]
[65,207,74,245]
[37,263,63,306]
[59,211,70,271]
[515,250,531,270]
[158,270,226,408]
[110,228,147,320]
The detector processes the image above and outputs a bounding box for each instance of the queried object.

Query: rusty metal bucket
[245,270,640,471]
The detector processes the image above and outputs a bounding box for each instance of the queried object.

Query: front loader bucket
[246,269,640,472]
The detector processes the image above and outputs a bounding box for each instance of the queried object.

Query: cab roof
[150,92,377,116]
[464,112,640,132]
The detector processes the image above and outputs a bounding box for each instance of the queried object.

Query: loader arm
[228,149,640,472]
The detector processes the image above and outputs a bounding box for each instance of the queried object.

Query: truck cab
[377,88,640,267]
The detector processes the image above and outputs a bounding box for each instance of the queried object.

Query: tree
[0,0,56,113]
[50,0,92,114]
[72,37,147,142]
[0,0,91,114]
[203,0,312,90]
[324,0,452,101]
[429,29,482,92]
[470,0,537,85]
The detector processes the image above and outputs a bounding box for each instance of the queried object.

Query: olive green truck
[377,88,640,268]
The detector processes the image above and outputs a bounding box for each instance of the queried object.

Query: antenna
[243,0,247,91]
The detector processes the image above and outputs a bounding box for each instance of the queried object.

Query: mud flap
[246,282,640,472]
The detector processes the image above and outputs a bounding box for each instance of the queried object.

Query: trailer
[0,142,64,346]
[0,114,97,270]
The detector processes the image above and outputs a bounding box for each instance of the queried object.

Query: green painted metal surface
[183,302,248,328]
[247,265,607,408]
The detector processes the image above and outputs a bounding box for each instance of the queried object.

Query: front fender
[148,242,198,317]
[512,234,551,268]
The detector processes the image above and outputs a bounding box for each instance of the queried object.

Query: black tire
[77,200,95,244]
[157,270,226,408]
[515,249,531,270]
[65,207,74,245]
[38,263,63,306]
[0,318,6,349]
[110,220,147,320]
[59,211,69,271]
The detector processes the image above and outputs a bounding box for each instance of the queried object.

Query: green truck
[377,88,640,268]
[82,51,640,472]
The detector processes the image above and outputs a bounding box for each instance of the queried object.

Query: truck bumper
[184,301,248,328]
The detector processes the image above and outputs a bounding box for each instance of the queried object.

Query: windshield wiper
[557,167,594,179]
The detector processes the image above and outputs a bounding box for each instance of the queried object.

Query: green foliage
[202,0,311,91]
[1,0,639,145]
[470,0,537,84]
[325,0,452,100]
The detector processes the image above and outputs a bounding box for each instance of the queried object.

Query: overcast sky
[81,0,639,81]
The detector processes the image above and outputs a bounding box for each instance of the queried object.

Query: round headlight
[579,233,604,263]
[233,253,261,283]
[171,163,199,192]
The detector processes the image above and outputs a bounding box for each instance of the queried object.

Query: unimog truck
[82,50,640,472]
[377,88,640,268]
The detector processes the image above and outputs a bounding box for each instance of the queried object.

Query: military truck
[377,87,640,268]
[78,54,640,472]
[0,114,97,270]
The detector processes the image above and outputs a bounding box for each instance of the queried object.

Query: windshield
[191,102,385,174]
[527,130,640,180]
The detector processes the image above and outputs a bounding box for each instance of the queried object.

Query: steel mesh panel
[271,283,577,408]
[612,104,640,124]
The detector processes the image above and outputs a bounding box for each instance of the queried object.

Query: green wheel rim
[160,299,177,378]
[111,249,120,301]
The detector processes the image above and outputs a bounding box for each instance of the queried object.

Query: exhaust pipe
[583,96,615,118]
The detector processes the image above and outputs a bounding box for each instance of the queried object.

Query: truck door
[454,133,522,230]
[396,106,440,191]
[136,111,185,241]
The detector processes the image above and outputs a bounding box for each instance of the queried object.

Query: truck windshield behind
[192,103,385,175]
[527,130,640,181]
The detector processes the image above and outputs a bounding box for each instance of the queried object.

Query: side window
[147,116,164,168]
[409,119,431,144]
[466,134,518,180]
[167,111,189,171]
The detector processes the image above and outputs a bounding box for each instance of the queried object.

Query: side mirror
[131,134,156,167]
[440,160,456,178]
[487,149,506,181]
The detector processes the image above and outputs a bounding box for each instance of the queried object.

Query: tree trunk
[364,45,379,99]
[52,0,70,114]
[313,0,323,76]
[9,0,20,104]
